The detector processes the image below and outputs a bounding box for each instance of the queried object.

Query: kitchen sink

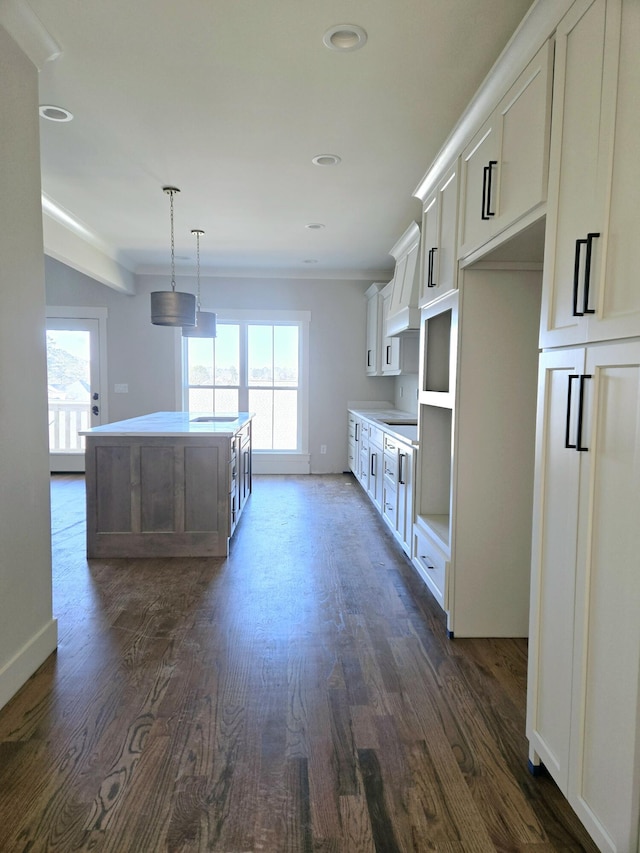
[190,416,238,423]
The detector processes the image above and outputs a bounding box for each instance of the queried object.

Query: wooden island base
[83,413,252,558]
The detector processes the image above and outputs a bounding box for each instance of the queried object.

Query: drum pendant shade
[151,186,196,327]
[182,229,217,338]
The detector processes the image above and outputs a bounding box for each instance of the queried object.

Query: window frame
[180,308,311,474]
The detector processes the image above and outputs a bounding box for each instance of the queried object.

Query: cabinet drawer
[382,481,397,526]
[383,449,397,482]
[413,528,448,609]
[369,424,384,449]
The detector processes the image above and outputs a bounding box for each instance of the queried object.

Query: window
[183,310,310,472]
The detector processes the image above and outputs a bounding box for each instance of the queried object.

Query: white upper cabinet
[459,39,553,261]
[365,283,385,375]
[381,282,419,375]
[539,0,640,347]
[419,161,459,309]
[380,281,400,374]
[386,223,421,337]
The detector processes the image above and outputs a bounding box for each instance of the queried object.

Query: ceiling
[24,0,534,282]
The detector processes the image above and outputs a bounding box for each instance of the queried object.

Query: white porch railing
[48,401,90,452]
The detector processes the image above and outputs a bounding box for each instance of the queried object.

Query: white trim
[413,0,574,203]
[252,453,311,475]
[200,308,311,323]
[0,618,58,712]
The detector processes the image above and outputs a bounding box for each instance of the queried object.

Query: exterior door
[46,316,103,472]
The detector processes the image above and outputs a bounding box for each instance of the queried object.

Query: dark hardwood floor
[0,474,597,852]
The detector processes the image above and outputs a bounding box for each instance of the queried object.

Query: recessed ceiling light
[304,259,318,264]
[39,105,74,122]
[306,223,326,230]
[312,154,341,167]
[323,24,368,52]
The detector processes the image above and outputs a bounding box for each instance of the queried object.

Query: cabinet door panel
[459,120,497,257]
[497,40,552,229]
[365,288,381,374]
[540,0,619,347]
[596,0,640,342]
[420,194,438,306]
[527,348,584,791]
[569,342,640,853]
[436,168,458,301]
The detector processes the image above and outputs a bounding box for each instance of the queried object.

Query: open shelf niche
[414,265,542,637]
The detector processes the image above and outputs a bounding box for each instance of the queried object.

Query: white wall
[45,258,397,473]
[0,27,58,711]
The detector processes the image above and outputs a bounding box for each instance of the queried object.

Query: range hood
[386,222,421,337]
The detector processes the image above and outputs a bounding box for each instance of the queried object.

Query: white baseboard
[252,453,311,475]
[0,618,58,712]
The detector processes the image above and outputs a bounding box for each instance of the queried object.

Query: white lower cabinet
[381,433,414,557]
[412,525,448,611]
[348,411,417,557]
[527,340,640,853]
[366,425,384,512]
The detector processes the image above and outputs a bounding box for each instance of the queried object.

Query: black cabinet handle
[486,160,497,217]
[386,345,392,365]
[427,247,438,287]
[572,232,600,317]
[398,453,405,485]
[371,453,376,476]
[572,239,587,316]
[565,375,578,448]
[576,374,592,452]
[481,160,498,220]
[565,373,591,452]
[367,349,373,367]
[582,233,599,315]
[355,422,359,442]
[481,165,489,220]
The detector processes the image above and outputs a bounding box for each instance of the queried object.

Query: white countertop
[348,405,418,445]
[80,411,253,437]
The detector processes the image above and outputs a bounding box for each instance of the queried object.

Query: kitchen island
[81,412,253,558]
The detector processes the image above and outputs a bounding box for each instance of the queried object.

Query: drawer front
[384,434,399,454]
[413,528,448,609]
[383,450,397,482]
[369,424,384,449]
[348,442,357,472]
[382,481,397,527]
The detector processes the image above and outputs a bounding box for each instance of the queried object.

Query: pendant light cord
[196,230,201,310]
[169,190,176,293]
[192,228,205,312]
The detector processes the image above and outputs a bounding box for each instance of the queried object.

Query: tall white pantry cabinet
[526,1,640,852]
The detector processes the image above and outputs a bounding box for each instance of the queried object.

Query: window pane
[215,324,240,386]
[273,390,298,449]
[274,326,298,386]
[46,330,91,453]
[188,338,213,385]
[189,387,214,411]
[249,388,273,449]
[248,325,273,386]
[215,389,238,412]
[185,319,303,454]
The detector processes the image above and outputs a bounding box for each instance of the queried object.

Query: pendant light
[182,229,217,338]
[150,187,196,326]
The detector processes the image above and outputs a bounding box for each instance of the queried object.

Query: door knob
[92,405,99,416]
